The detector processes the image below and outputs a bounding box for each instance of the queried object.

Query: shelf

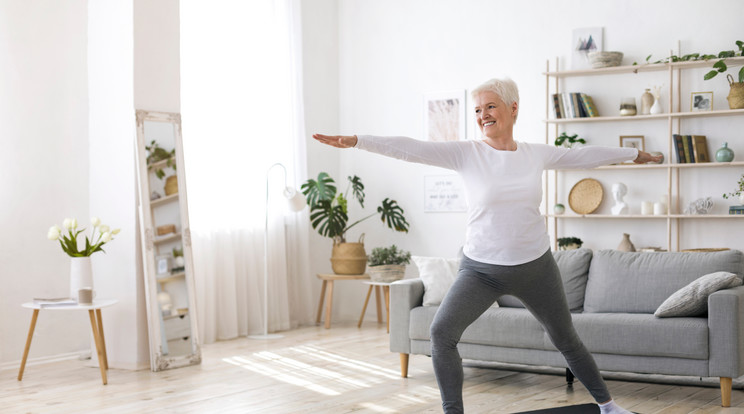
[148,156,176,171]
[150,193,179,207]
[545,108,744,124]
[154,232,181,245]
[543,56,744,78]
[546,214,743,219]
[555,161,744,171]
[156,272,185,284]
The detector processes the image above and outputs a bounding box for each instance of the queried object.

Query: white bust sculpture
[611,182,629,215]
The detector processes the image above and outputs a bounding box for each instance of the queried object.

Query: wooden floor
[3,322,744,414]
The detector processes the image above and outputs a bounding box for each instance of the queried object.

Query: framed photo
[424,175,467,212]
[620,135,645,151]
[571,27,603,69]
[424,90,466,142]
[691,91,713,112]
[156,255,171,275]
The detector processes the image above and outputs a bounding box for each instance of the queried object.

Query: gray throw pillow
[654,271,743,317]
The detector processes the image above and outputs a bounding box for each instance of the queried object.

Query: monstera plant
[301,172,409,243]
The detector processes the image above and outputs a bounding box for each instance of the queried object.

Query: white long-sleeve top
[355,135,638,265]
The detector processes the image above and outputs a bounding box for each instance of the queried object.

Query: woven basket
[330,235,367,275]
[368,264,406,283]
[568,178,603,214]
[727,74,744,109]
[165,175,178,196]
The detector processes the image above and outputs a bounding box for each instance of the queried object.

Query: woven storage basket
[568,178,603,214]
[727,75,744,109]
[165,175,178,196]
[330,235,367,275]
[368,264,405,283]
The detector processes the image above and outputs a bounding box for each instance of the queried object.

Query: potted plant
[723,173,744,204]
[367,245,411,282]
[554,132,586,148]
[301,172,410,274]
[557,236,583,251]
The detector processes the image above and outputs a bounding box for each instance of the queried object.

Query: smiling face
[473,91,518,140]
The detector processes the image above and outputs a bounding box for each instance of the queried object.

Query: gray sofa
[390,249,744,407]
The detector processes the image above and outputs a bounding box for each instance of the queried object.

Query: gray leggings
[430,250,611,413]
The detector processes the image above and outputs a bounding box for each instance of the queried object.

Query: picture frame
[571,27,603,70]
[691,91,713,112]
[424,175,467,212]
[620,135,645,156]
[424,90,466,142]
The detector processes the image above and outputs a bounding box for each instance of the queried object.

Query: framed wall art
[424,90,466,142]
[691,91,713,112]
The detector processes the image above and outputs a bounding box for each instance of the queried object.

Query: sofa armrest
[708,285,744,378]
[390,278,424,354]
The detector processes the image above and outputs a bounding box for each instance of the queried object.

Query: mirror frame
[135,109,201,371]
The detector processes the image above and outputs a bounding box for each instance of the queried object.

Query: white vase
[70,256,93,301]
[649,97,662,114]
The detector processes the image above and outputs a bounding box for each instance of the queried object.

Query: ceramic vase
[617,233,636,252]
[70,256,93,301]
[716,142,735,162]
[649,96,662,114]
[640,89,654,115]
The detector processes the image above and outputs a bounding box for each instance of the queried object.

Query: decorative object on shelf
[366,245,411,283]
[727,74,744,109]
[729,205,744,215]
[557,237,583,250]
[640,89,654,115]
[620,135,645,155]
[587,51,623,68]
[616,233,636,252]
[619,97,637,116]
[156,224,176,236]
[156,254,171,275]
[150,191,162,201]
[164,175,178,196]
[302,172,409,274]
[649,86,663,114]
[648,151,664,164]
[716,142,735,162]
[553,203,565,215]
[641,201,654,215]
[654,201,667,215]
[722,173,744,203]
[568,178,603,215]
[610,183,629,215]
[684,197,714,215]
[172,247,185,272]
[157,291,173,316]
[47,217,120,301]
[145,140,176,180]
[691,91,713,112]
[554,132,586,148]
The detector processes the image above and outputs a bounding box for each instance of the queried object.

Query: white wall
[0,0,91,367]
[303,0,744,322]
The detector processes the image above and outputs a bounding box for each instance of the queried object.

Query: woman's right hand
[313,134,358,148]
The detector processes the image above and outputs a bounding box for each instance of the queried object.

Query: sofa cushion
[584,250,744,313]
[498,248,593,312]
[412,256,460,306]
[409,306,548,350]
[568,313,709,360]
[654,272,743,317]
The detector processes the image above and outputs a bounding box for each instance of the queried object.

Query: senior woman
[313,78,659,414]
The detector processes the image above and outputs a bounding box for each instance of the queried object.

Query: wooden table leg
[358,286,374,328]
[384,286,390,333]
[374,286,383,323]
[88,310,108,385]
[95,309,108,370]
[324,280,334,329]
[17,309,39,381]
[316,280,327,325]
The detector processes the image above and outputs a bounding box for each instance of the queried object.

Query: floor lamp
[249,162,306,340]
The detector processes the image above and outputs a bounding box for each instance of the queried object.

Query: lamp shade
[284,187,307,212]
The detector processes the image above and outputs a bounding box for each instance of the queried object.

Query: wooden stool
[315,273,369,329]
[357,281,392,333]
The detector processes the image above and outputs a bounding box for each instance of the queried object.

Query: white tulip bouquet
[47,217,120,257]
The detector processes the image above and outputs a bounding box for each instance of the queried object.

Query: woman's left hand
[633,150,663,164]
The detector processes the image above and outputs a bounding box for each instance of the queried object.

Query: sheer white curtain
[180,0,313,342]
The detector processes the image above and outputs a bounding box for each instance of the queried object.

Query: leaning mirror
[135,110,201,371]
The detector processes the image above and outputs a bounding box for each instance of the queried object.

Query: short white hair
[471,78,520,122]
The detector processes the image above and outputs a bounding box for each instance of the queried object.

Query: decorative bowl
[587,51,623,69]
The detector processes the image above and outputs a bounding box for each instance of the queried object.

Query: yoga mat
[513,403,640,414]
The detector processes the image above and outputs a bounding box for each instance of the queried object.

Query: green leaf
[704,70,719,80]
[377,198,409,233]
[309,200,347,238]
[739,66,744,83]
[718,50,735,58]
[301,172,337,207]
[348,175,365,208]
[646,54,652,62]
[713,60,727,72]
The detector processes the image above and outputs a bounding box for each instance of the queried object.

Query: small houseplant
[302,172,409,274]
[557,236,583,251]
[367,245,411,282]
[554,132,586,148]
[723,173,744,204]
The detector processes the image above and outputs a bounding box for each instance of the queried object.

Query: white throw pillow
[412,256,460,306]
[654,271,743,317]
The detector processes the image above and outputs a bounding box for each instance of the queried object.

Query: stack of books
[673,134,710,163]
[552,92,599,119]
[730,205,744,215]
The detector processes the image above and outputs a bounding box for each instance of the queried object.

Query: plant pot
[727,74,744,109]
[367,264,406,283]
[559,243,580,251]
[330,234,367,275]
